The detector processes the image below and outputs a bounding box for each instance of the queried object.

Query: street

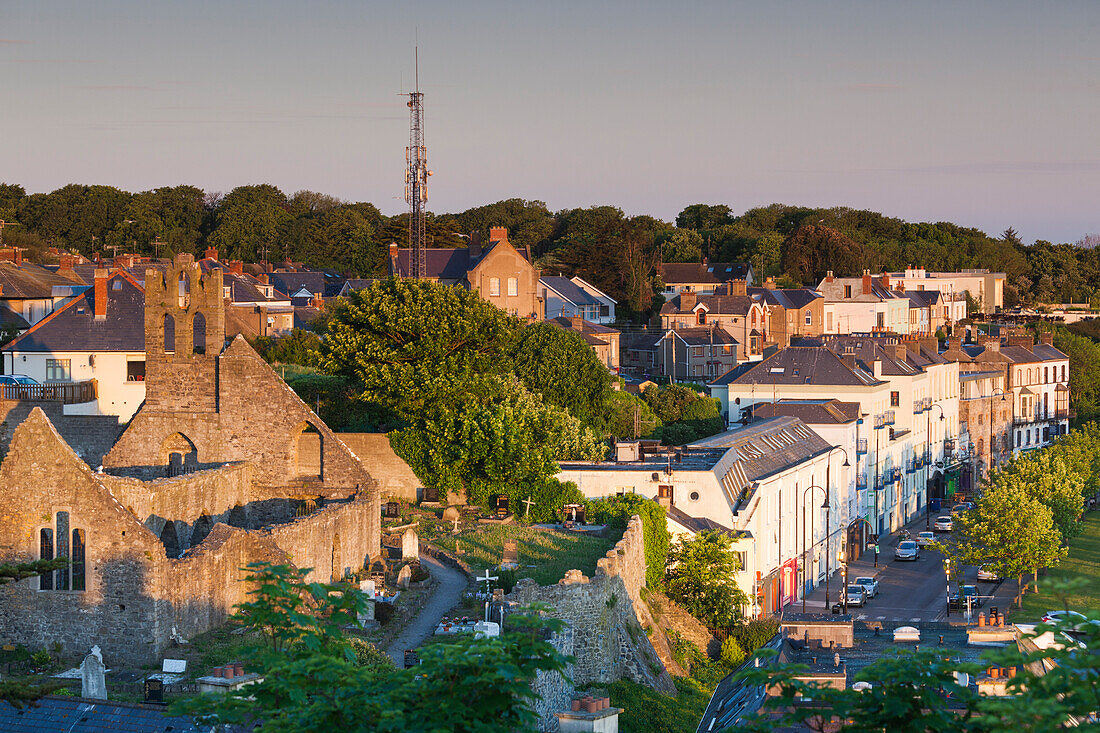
[800,515,1019,623]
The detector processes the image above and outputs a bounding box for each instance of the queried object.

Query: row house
[655,326,741,381]
[559,416,852,617]
[388,227,544,320]
[660,281,768,359]
[0,249,86,329]
[659,260,754,296]
[816,271,910,335]
[540,276,616,324]
[887,266,1005,314]
[748,282,825,348]
[548,315,621,371]
[710,340,961,537]
[955,369,1009,491]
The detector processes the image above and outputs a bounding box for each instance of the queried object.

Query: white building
[559,417,851,617]
[816,271,910,335]
[888,267,1005,314]
[2,269,147,420]
[540,276,617,324]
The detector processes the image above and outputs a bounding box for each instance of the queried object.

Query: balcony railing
[856,438,868,454]
[1054,409,1070,421]
[1,379,98,404]
[873,415,886,430]
[906,459,916,474]
[884,410,896,425]
[944,438,956,451]
[856,475,868,489]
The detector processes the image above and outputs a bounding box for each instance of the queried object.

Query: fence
[1,379,97,404]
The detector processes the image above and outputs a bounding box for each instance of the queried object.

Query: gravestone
[397,564,413,589]
[162,659,187,674]
[442,505,461,521]
[358,598,376,625]
[359,578,376,599]
[81,647,107,700]
[422,486,439,503]
[403,650,420,668]
[401,528,419,560]
[143,678,164,704]
[385,501,401,519]
[500,539,519,569]
[495,495,510,518]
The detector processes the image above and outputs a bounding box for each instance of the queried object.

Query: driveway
[386,554,469,667]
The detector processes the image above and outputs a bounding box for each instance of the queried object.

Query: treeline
[3,182,1097,320]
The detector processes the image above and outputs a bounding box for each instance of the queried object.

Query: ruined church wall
[100,463,253,526]
[336,433,421,501]
[262,495,379,582]
[506,517,674,730]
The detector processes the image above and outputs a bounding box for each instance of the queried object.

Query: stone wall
[1,399,121,466]
[336,433,421,501]
[507,517,675,731]
[101,463,254,527]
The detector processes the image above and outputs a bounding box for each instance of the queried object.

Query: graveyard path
[386,554,469,667]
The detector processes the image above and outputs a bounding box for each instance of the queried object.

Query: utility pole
[405,47,429,279]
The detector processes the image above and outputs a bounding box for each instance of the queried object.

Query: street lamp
[838,548,848,615]
[944,558,952,618]
[801,484,830,613]
[926,403,945,529]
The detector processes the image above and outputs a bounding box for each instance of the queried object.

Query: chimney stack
[681,291,697,311]
[880,274,891,290]
[825,270,834,283]
[59,253,75,271]
[489,226,508,244]
[1007,335,1033,351]
[94,268,109,320]
[894,344,908,362]
[763,276,776,290]
[842,354,857,371]
[571,313,584,330]
[1040,331,1054,346]
[727,279,747,296]
[862,270,873,295]
[388,242,399,259]
[257,273,269,285]
[468,231,483,259]
[204,246,218,261]
[229,260,244,275]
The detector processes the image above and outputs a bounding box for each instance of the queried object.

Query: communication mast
[405,48,429,279]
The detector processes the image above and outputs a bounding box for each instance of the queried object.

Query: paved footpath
[386,554,469,667]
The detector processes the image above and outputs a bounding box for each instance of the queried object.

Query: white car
[977,565,1001,582]
[934,515,954,532]
[853,576,879,598]
[1041,610,1088,628]
[846,584,867,607]
[916,531,935,547]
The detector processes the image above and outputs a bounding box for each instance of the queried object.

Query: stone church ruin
[0,254,382,664]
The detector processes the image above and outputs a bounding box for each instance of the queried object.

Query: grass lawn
[434,524,622,586]
[1018,512,1100,621]
[610,678,713,733]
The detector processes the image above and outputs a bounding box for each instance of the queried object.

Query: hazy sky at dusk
[3,0,1098,243]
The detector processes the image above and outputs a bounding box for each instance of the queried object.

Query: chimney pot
[862,272,873,295]
[825,270,834,283]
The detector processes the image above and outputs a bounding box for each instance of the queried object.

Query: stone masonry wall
[1,399,121,466]
[507,517,675,731]
[101,463,253,527]
[336,433,421,501]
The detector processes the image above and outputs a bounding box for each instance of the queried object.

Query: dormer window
[697,310,706,325]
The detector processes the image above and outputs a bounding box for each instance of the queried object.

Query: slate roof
[747,287,822,310]
[904,290,942,307]
[0,261,83,300]
[268,272,325,297]
[660,262,750,285]
[541,276,602,307]
[547,317,619,346]
[0,696,206,732]
[390,242,531,280]
[666,504,740,535]
[661,292,758,316]
[711,347,883,387]
[0,304,30,329]
[3,271,145,353]
[688,416,833,483]
[750,399,861,424]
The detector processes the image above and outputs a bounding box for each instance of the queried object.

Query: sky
[2,0,1098,243]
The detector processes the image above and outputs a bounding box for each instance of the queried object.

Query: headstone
[401,528,419,560]
[404,650,420,668]
[397,564,413,589]
[162,659,187,674]
[81,649,107,700]
[442,505,461,522]
[495,495,510,518]
[385,501,401,519]
[500,539,519,569]
[359,578,376,599]
[473,621,500,638]
[422,486,440,503]
[358,599,376,625]
[143,678,164,704]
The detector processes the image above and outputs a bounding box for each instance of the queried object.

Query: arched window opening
[178,272,191,309]
[696,310,706,325]
[39,528,54,590]
[71,529,86,591]
[295,423,323,481]
[160,521,181,558]
[163,313,175,354]
[191,514,215,547]
[1043,393,1049,418]
[331,532,342,582]
[162,432,198,477]
[193,312,207,355]
[37,513,86,591]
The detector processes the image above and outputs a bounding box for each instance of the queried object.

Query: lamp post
[838,548,848,615]
[926,403,945,529]
[800,484,829,613]
[944,558,952,618]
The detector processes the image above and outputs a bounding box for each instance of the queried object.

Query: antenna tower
[405,48,428,279]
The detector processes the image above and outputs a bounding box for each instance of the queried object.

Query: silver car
[894,540,920,561]
[934,515,954,532]
[846,584,867,607]
[853,576,879,598]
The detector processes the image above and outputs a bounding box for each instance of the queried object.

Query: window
[751,336,760,352]
[689,491,700,501]
[890,391,900,407]
[692,364,703,376]
[876,312,885,328]
[489,278,500,296]
[45,359,71,382]
[127,360,146,382]
[844,285,852,298]
[507,277,518,297]
[39,512,85,592]
[1044,367,1049,384]
[805,311,812,326]
[164,313,175,353]
[1062,365,1067,381]
[192,312,206,355]
[691,346,704,357]
[697,310,706,325]
[599,305,610,317]
[751,310,757,326]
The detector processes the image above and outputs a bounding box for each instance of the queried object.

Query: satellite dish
[954,671,971,687]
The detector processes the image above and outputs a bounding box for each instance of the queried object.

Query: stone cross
[522,496,535,518]
[81,648,107,700]
[478,568,498,593]
[452,516,461,533]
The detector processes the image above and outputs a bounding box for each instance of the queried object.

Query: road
[386,554,468,668]
[801,516,1018,623]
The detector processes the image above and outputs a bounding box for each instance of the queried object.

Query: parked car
[977,565,1002,582]
[853,576,879,598]
[934,515,954,532]
[0,374,39,386]
[1041,610,1088,629]
[894,540,920,561]
[846,584,867,607]
[916,531,935,547]
[952,502,975,514]
[948,584,982,611]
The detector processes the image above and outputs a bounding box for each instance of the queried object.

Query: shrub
[720,636,745,667]
[410,566,430,583]
[733,617,780,654]
[497,568,517,594]
[585,494,670,588]
[349,638,395,671]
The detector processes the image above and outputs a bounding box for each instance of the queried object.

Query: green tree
[781,224,866,283]
[944,484,1066,606]
[989,451,1086,542]
[510,321,612,428]
[675,204,732,231]
[207,184,290,262]
[660,229,704,263]
[175,563,569,733]
[251,328,323,367]
[747,231,784,280]
[665,530,749,628]
[598,390,661,440]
